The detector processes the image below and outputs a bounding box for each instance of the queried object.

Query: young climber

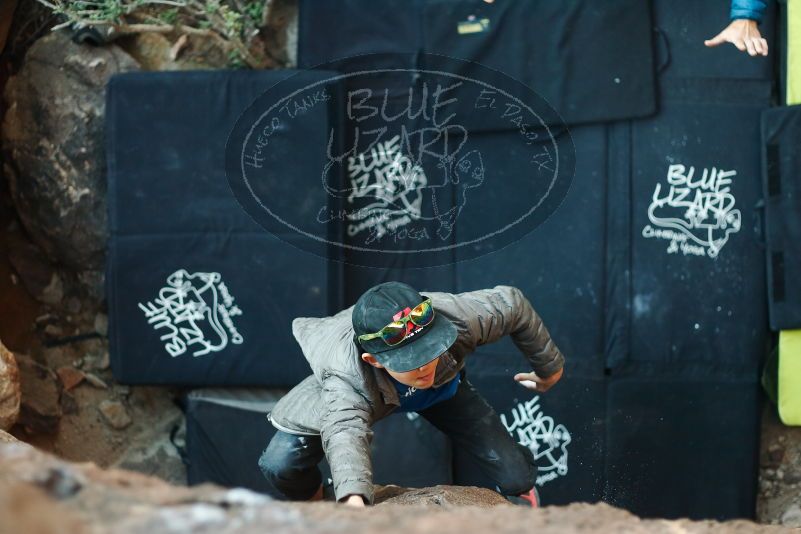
[258,281,565,507]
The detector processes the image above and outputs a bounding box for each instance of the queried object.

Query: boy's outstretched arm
[446,285,565,389]
[319,371,375,506]
[704,0,768,56]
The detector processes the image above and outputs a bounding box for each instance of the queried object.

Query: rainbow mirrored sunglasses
[357,298,435,347]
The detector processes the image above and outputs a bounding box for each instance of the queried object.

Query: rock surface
[0,441,792,534]
[373,484,510,507]
[98,400,132,430]
[757,405,801,525]
[56,366,85,392]
[780,504,801,528]
[115,31,230,71]
[6,240,63,304]
[15,353,61,434]
[0,340,20,430]
[1,30,140,288]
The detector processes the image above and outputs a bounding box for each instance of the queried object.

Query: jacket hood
[291,304,362,380]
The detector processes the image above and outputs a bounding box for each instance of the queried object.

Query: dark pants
[258,373,538,500]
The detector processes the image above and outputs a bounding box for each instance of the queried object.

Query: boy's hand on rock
[342,494,366,508]
[514,367,563,393]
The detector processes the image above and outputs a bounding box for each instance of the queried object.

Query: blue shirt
[390,372,461,413]
[730,0,766,22]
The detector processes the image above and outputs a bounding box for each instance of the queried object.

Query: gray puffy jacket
[267,285,565,504]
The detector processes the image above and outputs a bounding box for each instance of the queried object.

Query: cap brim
[372,312,458,373]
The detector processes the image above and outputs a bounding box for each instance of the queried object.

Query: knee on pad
[258,433,298,477]
[258,441,298,479]
[495,446,538,495]
[495,472,536,496]
[257,448,321,501]
[257,448,278,478]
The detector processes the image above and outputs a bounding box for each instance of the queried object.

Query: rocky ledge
[0,438,791,534]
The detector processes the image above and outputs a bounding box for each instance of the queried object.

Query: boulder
[16,354,61,434]
[1,30,140,292]
[374,484,510,507]
[56,366,85,392]
[781,505,801,528]
[0,340,21,430]
[0,429,19,443]
[98,400,131,430]
[6,240,63,305]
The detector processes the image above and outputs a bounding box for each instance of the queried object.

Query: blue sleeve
[730,0,767,22]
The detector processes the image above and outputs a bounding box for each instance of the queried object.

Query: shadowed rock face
[0,441,791,534]
[1,30,140,287]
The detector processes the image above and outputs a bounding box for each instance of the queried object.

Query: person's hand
[704,19,768,56]
[514,367,563,393]
[342,494,366,508]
